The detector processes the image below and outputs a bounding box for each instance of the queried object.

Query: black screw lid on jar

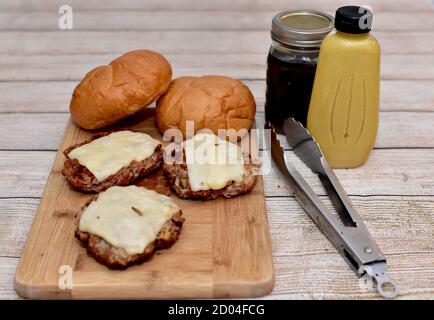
[335,6,373,34]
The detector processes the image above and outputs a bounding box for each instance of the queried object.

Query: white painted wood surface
[0,0,433,299]
[1,11,434,31]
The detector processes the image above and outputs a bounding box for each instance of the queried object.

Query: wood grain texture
[2,196,433,300]
[262,148,434,197]
[0,198,38,258]
[0,151,54,198]
[270,252,434,299]
[1,112,434,150]
[256,112,434,149]
[1,11,433,31]
[1,54,434,81]
[267,196,434,299]
[0,0,431,12]
[1,31,433,55]
[1,80,434,113]
[0,0,433,300]
[14,117,274,299]
[0,257,20,300]
[4,196,433,260]
[1,148,433,199]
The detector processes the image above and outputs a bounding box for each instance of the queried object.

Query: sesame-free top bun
[70,50,172,130]
[155,76,256,137]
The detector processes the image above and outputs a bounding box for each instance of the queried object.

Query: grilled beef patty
[62,132,163,193]
[163,155,259,201]
[75,205,184,269]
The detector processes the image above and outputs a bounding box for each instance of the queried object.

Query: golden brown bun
[70,50,172,130]
[155,76,256,137]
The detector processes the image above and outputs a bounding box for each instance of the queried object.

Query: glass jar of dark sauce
[265,10,334,127]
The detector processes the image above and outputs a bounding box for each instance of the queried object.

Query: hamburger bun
[155,76,256,137]
[70,50,172,130]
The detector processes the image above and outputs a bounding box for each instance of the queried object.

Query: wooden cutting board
[14,109,274,299]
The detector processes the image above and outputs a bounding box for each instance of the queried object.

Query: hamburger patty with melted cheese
[62,131,163,193]
[75,185,185,269]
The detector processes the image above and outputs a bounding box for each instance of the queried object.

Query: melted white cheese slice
[79,185,180,255]
[68,131,160,181]
[183,133,245,192]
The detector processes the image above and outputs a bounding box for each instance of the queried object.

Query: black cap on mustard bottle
[335,6,373,34]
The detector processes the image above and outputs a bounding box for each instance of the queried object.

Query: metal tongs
[266,118,398,299]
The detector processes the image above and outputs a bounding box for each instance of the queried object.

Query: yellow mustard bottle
[307,6,380,168]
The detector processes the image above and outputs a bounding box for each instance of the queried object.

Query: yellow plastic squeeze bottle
[307,6,380,168]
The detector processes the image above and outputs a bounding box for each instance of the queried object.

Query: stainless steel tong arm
[266,120,398,298]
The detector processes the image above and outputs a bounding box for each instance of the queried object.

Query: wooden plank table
[0,0,433,299]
